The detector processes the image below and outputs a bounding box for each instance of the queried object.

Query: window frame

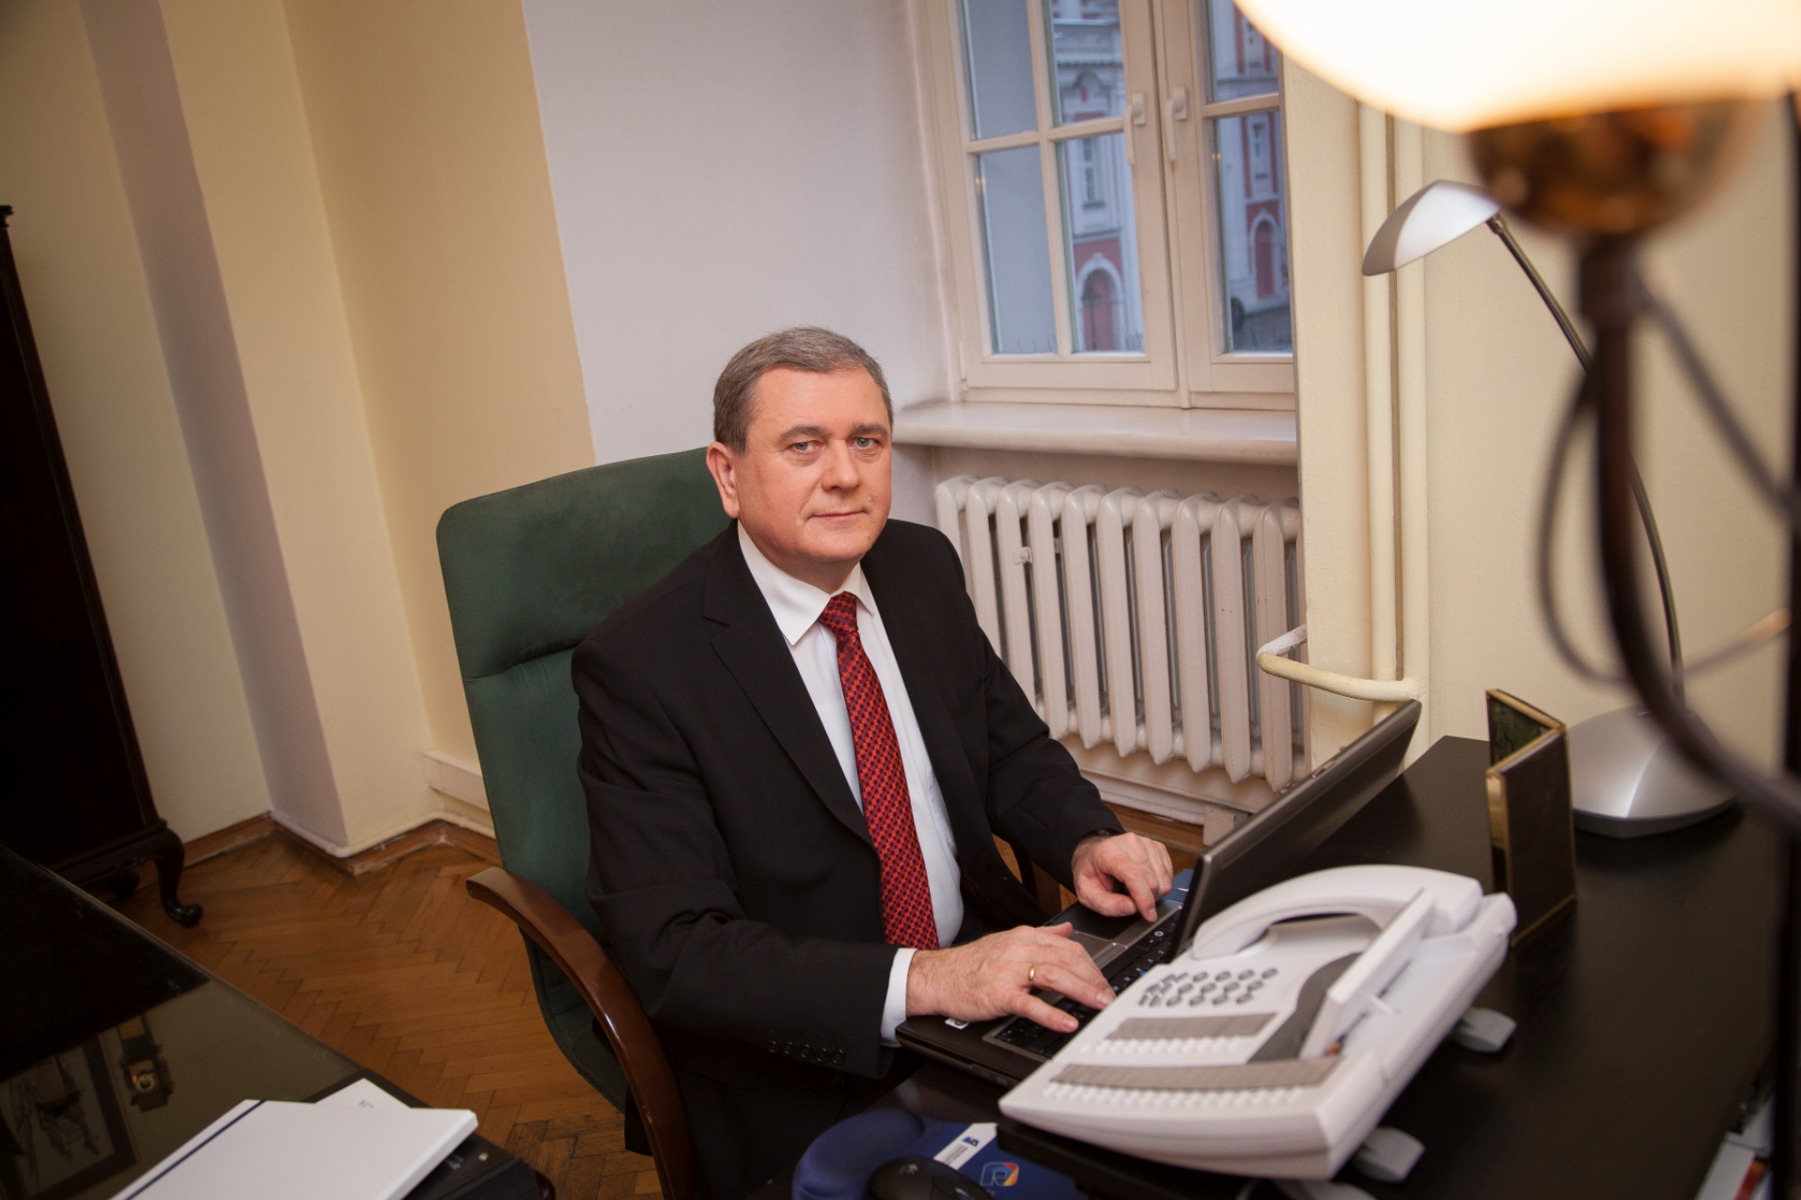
[919,0,1296,409]
[1156,2,1295,398]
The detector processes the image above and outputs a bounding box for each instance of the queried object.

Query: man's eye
[790,441,817,453]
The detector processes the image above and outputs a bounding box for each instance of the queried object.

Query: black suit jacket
[575,520,1118,1188]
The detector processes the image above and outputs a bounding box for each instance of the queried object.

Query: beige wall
[1,0,588,847]
[1290,61,1790,767]
[1417,110,1789,763]
[1283,66,1379,761]
[0,0,270,841]
[151,0,434,849]
[283,0,593,767]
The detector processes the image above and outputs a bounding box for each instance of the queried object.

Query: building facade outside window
[921,0,1295,406]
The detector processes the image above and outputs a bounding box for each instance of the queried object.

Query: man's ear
[705,442,741,519]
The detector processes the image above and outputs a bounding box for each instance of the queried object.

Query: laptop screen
[1170,700,1421,949]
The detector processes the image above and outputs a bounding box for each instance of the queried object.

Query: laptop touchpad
[1070,931,1121,960]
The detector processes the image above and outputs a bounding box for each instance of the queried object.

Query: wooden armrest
[466,867,694,1200]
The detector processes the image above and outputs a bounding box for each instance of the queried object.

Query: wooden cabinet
[0,205,199,926]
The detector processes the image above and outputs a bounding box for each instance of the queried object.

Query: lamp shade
[1362,182,1500,275]
[1231,0,1801,131]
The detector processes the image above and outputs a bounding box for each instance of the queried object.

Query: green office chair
[437,448,728,1200]
[438,447,1060,1200]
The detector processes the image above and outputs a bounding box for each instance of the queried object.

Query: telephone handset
[999,865,1515,1180]
[1185,865,1484,959]
[1185,866,1485,1061]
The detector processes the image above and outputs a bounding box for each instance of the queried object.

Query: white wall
[521,0,954,465]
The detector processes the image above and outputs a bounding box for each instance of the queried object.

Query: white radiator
[935,477,1305,790]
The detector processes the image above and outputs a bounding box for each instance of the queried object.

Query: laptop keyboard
[990,919,1178,1060]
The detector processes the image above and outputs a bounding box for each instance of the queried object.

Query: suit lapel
[704,528,872,847]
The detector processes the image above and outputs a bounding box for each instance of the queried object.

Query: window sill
[892,399,1297,465]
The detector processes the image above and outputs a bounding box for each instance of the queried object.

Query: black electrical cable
[1643,288,1800,532]
[1534,377,1620,685]
[1587,239,1801,832]
[1535,294,1787,689]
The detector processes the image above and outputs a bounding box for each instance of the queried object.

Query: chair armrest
[465,867,695,1200]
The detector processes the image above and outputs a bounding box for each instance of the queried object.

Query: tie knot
[818,592,859,642]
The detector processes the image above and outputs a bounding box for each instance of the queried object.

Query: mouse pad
[793,1109,1082,1200]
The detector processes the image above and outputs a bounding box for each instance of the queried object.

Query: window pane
[976,146,1058,354]
[1212,112,1292,353]
[1201,0,1280,102]
[1048,0,1124,126]
[961,0,1039,140]
[1057,133,1143,353]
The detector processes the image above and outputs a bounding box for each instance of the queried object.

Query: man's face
[707,366,892,593]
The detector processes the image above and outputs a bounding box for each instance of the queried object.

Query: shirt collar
[737,523,879,647]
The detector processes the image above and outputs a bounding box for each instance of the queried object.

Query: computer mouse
[865,1155,989,1200]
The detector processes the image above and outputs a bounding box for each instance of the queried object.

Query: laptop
[896,700,1422,1087]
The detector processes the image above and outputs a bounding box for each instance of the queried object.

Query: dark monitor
[1172,699,1422,948]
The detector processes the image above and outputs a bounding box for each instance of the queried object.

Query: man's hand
[1071,831,1174,922]
[906,924,1113,1033]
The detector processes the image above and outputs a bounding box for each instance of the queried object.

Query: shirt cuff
[880,948,916,1046]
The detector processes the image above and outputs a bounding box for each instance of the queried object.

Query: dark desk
[0,842,543,1200]
[919,738,1778,1199]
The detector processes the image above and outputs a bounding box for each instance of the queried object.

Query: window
[921,0,1295,406]
[1198,0,1291,357]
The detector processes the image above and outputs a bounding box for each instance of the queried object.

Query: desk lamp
[1363,180,1733,838]
[1229,0,1801,1188]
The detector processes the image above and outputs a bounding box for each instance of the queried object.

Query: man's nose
[820,441,860,488]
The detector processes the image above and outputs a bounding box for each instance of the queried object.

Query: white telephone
[998,865,1516,1180]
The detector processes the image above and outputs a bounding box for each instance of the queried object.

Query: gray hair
[712,326,892,452]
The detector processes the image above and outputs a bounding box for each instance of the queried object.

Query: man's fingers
[1123,871,1160,922]
[1027,959,1113,1010]
[1012,959,1112,1029]
[1080,890,1138,918]
[908,923,1123,1025]
[1005,926,1113,1011]
[1012,992,1081,1033]
[1015,929,1109,987]
[1072,833,1177,921]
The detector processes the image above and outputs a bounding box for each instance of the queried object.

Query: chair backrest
[436,448,728,928]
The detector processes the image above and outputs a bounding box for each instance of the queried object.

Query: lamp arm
[1491,213,1683,682]
[1486,214,1594,370]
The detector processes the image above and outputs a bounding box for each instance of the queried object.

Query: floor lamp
[1227,0,1801,1191]
[1362,179,1734,838]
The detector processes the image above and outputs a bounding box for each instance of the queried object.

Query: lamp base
[1570,707,1736,837]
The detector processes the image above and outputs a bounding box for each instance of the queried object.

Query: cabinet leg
[147,828,201,927]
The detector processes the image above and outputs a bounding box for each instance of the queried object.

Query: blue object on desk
[793,1109,1082,1200]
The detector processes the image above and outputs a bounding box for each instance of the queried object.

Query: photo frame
[1486,689,1578,945]
[0,1039,134,1200]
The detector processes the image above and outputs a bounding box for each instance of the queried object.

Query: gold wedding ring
[1027,964,1037,986]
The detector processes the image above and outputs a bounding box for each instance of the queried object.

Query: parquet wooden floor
[115,836,662,1200]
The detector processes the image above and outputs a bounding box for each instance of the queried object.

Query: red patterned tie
[817,592,939,950]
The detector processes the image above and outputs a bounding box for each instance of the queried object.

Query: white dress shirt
[737,525,963,1044]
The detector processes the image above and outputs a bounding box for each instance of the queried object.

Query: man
[576,327,1172,1198]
